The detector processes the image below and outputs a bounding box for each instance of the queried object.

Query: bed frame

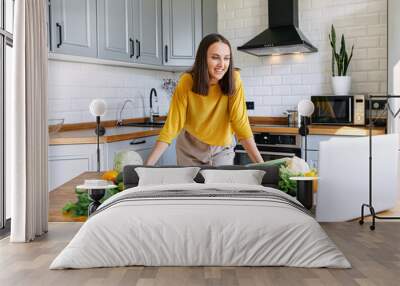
[123,164,281,189]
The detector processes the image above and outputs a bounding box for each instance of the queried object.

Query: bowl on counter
[48,118,64,135]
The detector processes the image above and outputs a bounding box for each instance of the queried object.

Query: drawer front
[110,136,158,151]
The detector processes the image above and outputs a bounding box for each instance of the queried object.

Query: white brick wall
[48,60,176,123]
[49,0,387,122]
[219,0,388,116]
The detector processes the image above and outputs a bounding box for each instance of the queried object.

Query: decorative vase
[331,76,351,95]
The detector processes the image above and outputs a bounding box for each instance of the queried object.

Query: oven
[234,133,302,165]
[365,97,388,127]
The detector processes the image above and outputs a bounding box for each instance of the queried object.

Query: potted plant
[328,25,354,95]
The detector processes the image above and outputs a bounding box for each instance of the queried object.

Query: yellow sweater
[158,71,253,146]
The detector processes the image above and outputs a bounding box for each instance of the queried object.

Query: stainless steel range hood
[237,0,317,56]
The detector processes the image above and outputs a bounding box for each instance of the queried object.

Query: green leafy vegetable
[278,164,301,197]
[62,180,123,217]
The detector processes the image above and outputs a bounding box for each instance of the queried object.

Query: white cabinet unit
[48,143,104,191]
[48,135,159,191]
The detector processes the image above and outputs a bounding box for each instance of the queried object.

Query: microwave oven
[311,95,365,125]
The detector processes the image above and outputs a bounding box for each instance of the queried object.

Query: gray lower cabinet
[50,0,97,57]
[303,135,334,170]
[161,139,177,165]
[105,136,159,169]
[97,0,134,62]
[305,150,319,170]
[162,0,202,66]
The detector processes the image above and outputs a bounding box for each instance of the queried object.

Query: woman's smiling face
[207,42,231,84]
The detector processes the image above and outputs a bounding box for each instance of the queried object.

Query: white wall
[218,0,388,116]
[48,60,176,124]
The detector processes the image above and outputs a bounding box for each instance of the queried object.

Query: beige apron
[176,130,235,166]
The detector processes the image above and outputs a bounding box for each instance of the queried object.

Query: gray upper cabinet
[97,0,162,65]
[97,0,134,62]
[202,0,218,37]
[50,0,97,57]
[49,0,213,68]
[162,0,202,66]
[134,0,163,65]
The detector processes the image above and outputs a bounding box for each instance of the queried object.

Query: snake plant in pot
[329,25,354,95]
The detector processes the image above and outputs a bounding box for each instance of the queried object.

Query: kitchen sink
[121,121,165,128]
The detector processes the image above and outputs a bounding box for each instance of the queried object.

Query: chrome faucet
[149,88,159,123]
[116,99,135,127]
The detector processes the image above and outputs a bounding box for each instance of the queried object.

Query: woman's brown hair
[190,33,235,96]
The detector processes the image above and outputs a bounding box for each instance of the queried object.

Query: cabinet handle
[136,39,140,59]
[165,45,168,62]
[130,139,146,145]
[56,22,62,48]
[129,38,134,58]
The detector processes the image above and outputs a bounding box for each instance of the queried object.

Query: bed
[50,165,350,269]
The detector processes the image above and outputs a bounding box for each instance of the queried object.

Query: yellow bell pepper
[304,170,317,177]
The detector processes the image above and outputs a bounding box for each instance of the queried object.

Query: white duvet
[50,183,351,269]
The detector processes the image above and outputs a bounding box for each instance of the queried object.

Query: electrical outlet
[246,101,255,110]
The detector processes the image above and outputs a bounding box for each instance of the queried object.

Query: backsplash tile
[48,60,176,124]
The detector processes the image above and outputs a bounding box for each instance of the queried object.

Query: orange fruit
[102,170,119,182]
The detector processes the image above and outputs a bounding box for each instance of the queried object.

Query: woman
[145,33,263,166]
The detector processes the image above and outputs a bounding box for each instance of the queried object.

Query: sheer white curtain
[8,0,48,242]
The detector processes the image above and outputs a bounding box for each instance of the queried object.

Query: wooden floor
[1,222,400,286]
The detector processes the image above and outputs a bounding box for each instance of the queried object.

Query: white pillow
[135,167,201,186]
[200,169,265,185]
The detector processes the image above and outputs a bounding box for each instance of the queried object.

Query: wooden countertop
[251,124,386,136]
[49,118,386,145]
[50,126,161,145]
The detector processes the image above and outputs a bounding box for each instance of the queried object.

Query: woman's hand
[239,137,264,164]
[144,141,169,165]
